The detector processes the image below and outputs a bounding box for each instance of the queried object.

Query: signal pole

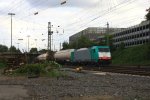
[48,22,53,51]
[106,22,109,46]
[8,13,15,52]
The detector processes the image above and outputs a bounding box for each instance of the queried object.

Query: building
[113,20,150,48]
[69,27,123,43]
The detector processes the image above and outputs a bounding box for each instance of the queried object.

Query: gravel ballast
[0,69,150,100]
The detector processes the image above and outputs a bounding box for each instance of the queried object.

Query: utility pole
[48,22,53,51]
[54,45,55,51]
[106,22,109,46]
[52,34,53,51]
[8,13,15,53]
[60,42,61,50]
[27,35,30,52]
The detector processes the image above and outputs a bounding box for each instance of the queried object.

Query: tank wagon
[36,52,49,61]
[54,49,75,64]
[54,46,111,65]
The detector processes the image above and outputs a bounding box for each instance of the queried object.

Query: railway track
[63,65,150,76]
[100,67,150,76]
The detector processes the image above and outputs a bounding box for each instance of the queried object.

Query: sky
[0,0,149,52]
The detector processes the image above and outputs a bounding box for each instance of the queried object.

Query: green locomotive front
[70,46,111,65]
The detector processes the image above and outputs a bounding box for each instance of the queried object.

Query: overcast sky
[0,0,149,51]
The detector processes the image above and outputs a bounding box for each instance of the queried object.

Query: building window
[143,26,146,30]
[143,33,146,37]
[137,27,140,31]
[146,32,149,36]
[143,40,146,44]
[137,34,140,38]
[116,33,118,36]
[133,28,136,32]
[140,40,142,44]
[146,24,149,29]
[140,26,142,30]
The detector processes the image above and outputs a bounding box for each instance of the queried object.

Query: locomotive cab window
[98,48,109,52]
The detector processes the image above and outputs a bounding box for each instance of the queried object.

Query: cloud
[26,0,99,8]
[0,0,149,51]
[0,1,13,15]
[66,0,98,8]
[26,0,59,8]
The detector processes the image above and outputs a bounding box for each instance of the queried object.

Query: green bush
[42,61,61,69]
[26,64,46,76]
[15,64,46,76]
[112,44,150,66]
[0,63,6,69]
[0,60,6,69]
[14,61,63,77]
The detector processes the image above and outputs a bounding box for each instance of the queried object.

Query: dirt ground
[0,85,28,99]
[62,95,122,100]
[0,83,120,100]
[0,68,150,100]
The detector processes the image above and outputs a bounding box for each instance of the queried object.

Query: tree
[75,35,95,49]
[108,35,116,52]
[69,35,107,49]
[0,44,8,52]
[62,41,70,50]
[39,49,47,53]
[30,48,38,53]
[9,46,18,53]
[146,42,150,59]
[146,8,150,20]
[16,49,21,53]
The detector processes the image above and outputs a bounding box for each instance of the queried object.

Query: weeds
[13,61,64,77]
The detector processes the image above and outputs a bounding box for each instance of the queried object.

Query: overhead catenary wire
[0,0,149,50]
[57,0,149,43]
[62,0,137,35]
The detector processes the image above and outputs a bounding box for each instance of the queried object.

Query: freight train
[36,46,111,65]
[54,46,111,65]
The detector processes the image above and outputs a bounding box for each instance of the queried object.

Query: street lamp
[18,39,23,41]
[8,13,15,52]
